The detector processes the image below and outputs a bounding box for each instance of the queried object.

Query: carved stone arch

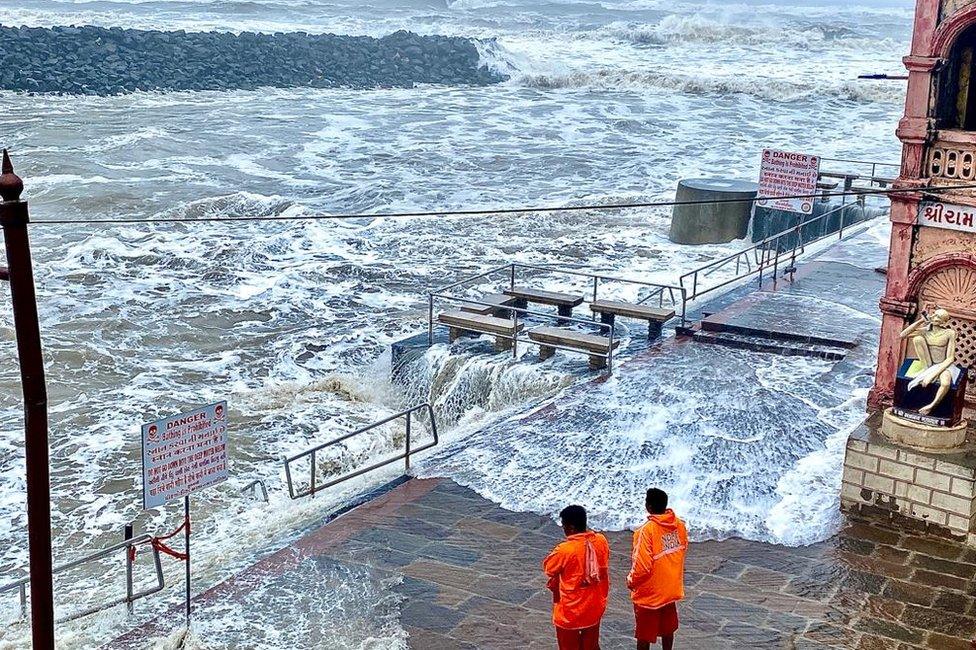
[931,6,976,58]
[903,252,976,401]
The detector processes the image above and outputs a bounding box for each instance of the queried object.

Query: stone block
[915,468,952,493]
[864,473,895,494]
[841,482,866,503]
[949,476,975,498]
[878,459,915,482]
[906,503,948,526]
[847,438,868,453]
[842,466,864,485]
[897,449,936,470]
[935,460,976,480]
[894,481,931,505]
[946,513,972,534]
[929,491,973,517]
[846,451,879,473]
[867,443,899,460]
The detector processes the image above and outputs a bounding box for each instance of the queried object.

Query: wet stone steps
[693,328,850,361]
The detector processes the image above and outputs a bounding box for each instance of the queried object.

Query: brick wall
[841,437,976,539]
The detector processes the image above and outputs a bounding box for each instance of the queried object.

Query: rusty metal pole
[0,149,55,650]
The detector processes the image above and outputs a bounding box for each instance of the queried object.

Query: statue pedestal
[881,408,968,452]
[841,413,976,544]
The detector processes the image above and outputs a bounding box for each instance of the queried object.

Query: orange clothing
[627,509,688,609]
[542,531,611,630]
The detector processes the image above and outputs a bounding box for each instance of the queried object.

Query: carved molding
[931,5,976,57]
[903,252,976,300]
[912,228,976,267]
[880,296,914,317]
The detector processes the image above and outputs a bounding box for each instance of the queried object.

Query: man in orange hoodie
[542,505,611,650]
[627,488,688,650]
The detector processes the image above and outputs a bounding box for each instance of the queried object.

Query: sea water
[0,0,910,646]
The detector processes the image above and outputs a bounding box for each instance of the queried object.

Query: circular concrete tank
[668,178,759,245]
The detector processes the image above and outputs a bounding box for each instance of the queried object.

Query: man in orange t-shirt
[627,488,688,650]
[542,505,611,650]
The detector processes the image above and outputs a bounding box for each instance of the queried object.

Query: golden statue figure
[899,308,962,415]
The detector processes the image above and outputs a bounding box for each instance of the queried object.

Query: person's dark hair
[559,505,587,532]
[646,488,668,515]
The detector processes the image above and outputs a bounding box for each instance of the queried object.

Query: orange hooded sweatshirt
[542,531,611,630]
[628,509,688,609]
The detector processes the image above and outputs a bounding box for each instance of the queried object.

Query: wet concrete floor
[114,477,976,649]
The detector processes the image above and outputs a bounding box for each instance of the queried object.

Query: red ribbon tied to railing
[129,518,190,562]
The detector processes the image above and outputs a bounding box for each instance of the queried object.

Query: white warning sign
[756,149,821,215]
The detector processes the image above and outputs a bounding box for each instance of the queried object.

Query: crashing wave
[515,68,903,103]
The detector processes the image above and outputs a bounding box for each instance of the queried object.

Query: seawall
[0,26,508,95]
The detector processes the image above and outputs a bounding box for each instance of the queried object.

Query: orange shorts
[556,623,601,650]
[634,602,679,642]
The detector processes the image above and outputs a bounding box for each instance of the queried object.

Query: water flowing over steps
[692,327,851,361]
[687,289,862,360]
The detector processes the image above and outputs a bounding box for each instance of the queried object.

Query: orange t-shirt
[628,510,688,609]
[542,531,611,630]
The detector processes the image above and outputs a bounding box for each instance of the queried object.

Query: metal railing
[679,201,882,303]
[241,479,269,503]
[0,533,164,623]
[283,403,437,500]
[427,262,687,367]
[820,157,900,189]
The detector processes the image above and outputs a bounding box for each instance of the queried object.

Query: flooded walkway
[113,477,976,649]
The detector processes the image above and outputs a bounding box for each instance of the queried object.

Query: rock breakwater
[0,26,507,95]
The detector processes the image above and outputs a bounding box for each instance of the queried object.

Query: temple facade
[869,0,976,414]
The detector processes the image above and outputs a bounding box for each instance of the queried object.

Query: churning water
[0,0,907,646]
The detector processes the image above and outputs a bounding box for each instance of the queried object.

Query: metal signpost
[141,401,228,626]
[756,148,821,215]
[0,150,55,649]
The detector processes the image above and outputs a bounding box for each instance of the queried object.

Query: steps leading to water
[692,328,850,361]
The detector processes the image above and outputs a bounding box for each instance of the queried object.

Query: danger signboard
[756,149,821,215]
[142,402,228,509]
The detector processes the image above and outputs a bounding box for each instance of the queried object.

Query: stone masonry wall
[841,436,976,540]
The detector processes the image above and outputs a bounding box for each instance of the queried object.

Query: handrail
[241,479,269,503]
[679,202,880,302]
[0,532,164,623]
[819,156,899,168]
[283,403,437,500]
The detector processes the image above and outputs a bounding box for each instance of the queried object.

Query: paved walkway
[114,476,976,649]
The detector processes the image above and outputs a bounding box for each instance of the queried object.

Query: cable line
[26,183,966,226]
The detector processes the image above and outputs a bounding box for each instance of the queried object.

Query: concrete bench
[528,326,620,370]
[503,287,584,319]
[589,300,675,339]
[438,310,523,352]
[460,293,518,318]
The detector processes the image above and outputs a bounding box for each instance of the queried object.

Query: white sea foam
[0,0,907,645]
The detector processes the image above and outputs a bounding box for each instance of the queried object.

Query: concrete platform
[111,477,976,650]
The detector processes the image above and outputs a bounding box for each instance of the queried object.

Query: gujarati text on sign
[918,201,976,234]
[142,402,228,509]
[756,149,821,215]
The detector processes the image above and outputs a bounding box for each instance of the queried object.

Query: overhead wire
[24,182,970,226]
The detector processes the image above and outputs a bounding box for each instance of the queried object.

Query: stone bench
[528,326,620,370]
[438,310,523,351]
[589,300,675,339]
[503,287,584,319]
[460,293,518,318]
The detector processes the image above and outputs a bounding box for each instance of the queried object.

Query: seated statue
[899,308,963,415]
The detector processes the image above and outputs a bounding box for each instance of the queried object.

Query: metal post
[427,293,433,346]
[404,412,411,472]
[124,523,134,615]
[592,277,598,303]
[184,496,190,626]
[509,263,515,290]
[0,150,54,650]
[310,450,316,498]
[511,309,518,359]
